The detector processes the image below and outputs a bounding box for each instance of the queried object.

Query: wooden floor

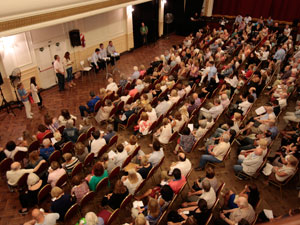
[0,35,299,225]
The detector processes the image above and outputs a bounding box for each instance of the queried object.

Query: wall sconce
[162,0,167,5]
[127,5,134,14]
[39,47,44,52]
[56,42,60,47]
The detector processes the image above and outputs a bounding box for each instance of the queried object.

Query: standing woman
[17,82,33,119]
[30,77,43,109]
[63,52,75,88]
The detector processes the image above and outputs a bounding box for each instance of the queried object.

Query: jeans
[56,73,65,91]
[233,159,244,174]
[79,105,92,117]
[66,67,73,82]
[199,154,221,168]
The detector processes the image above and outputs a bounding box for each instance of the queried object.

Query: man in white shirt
[220,94,230,109]
[169,153,191,177]
[106,77,118,93]
[146,140,164,167]
[6,161,45,187]
[237,95,254,115]
[4,141,27,159]
[200,98,224,120]
[53,55,65,91]
[196,134,230,170]
[155,96,172,117]
[90,130,106,158]
[24,208,60,225]
[113,144,128,167]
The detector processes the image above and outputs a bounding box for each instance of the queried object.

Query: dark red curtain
[213,0,300,22]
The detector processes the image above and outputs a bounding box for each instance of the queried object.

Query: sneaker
[19,209,28,215]
[27,116,33,119]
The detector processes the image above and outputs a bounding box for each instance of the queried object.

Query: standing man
[107,41,119,66]
[53,55,65,91]
[140,22,148,45]
[17,82,32,119]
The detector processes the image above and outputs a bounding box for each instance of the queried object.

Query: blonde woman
[171,111,185,133]
[62,153,79,174]
[77,212,105,225]
[122,169,143,194]
[169,89,180,105]
[136,112,152,136]
[179,106,189,123]
[95,99,114,123]
[51,187,75,220]
[146,104,157,123]
[154,118,172,144]
[74,142,89,162]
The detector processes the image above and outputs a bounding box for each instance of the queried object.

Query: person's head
[50,161,60,170]
[140,112,149,121]
[133,66,138,72]
[172,168,181,180]
[160,185,174,202]
[221,134,230,143]
[140,155,149,167]
[182,127,191,135]
[95,48,100,53]
[257,138,268,149]
[178,152,186,162]
[37,124,48,132]
[135,214,147,225]
[199,119,207,129]
[54,131,62,142]
[198,199,208,212]
[29,150,40,164]
[127,169,139,184]
[65,121,74,129]
[106,124,114,133]
[236,196,249,209]
[113,179,127,194]
[116,143,124,153]
[51,186,64,198]
[148,197,160,218]
[205,166,215,179]
[31,208,44,222]
[74,142,86,156]
[202,179,211,192]
[71,175,83,186]
[286,155,298,167]
[162,118,169,126]
[136,79,143,85]
[85,212,99,225]
[206,114,213,122]
[139,64,145,71]
[5,141,16,151]
[99,43,104,48]
[153,140,161,151]
[221,94,228,101]
[61,109,71,120]
[30,76,37,86]
[63,153,73,162]
[214,98,221,105]
[11,162,21,171]
[170,89,178,97]
[247,95,255,103]
[233,112,242,121]
[42,138,51,148]
[92,130,100,140]
[109,41,113,46]
[93,162,104,177]
[64,51,70,60]
[54,55,60,61]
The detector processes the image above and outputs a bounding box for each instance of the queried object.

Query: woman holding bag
[30,77,43,109]
[63,51,76,88]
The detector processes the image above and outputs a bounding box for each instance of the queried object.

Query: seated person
[194,119,208,139]
[103,124,116,144]
[154,118,172,145]
[146,140,164,167]
[105,77,118,93]
[48,161,67,187]
[170,112,185,133]
[79,118,93,134]
[86,162,109,191]
[6,161,45,187]
[19,173,46,215]
[101,179,129,210]
[58,109,77,127]
[78,91,100,118]
[174,127,196,154]
[99,153,115,174]
[62,153,79,174]
[135,79,145,93]
[23,208,59,225]
[62,121,79,143]
[196,134,230,170]
[125,135,139,155]
[39,138,55,160]
[166,168,186,194]
[89,130,106,158]
[95,99,114,123]
[113,104,135,132]
[53,131,66,151]
[112,143,128,167]
[131,66,140,80]
[217,196,255,225]
[168,153,192,177]
[122,169,143,195]
[199,98,224,120]
[182,180,216,209]
[137,155,153,179]
[74,142,89,162]
[50,187,76,221]
[26,150,43,169]
[36,124,51,144]
[146,104,157,123]
[4,140,27,159]
[135,112,152,136]
[155,96,172,117]
[169,89,180,105]
[71,175,90,204]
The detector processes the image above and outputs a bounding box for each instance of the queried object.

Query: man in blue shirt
[207,61,217,82]
[79,91,100,118]
[17,82,33,119]
[273,45,286,62]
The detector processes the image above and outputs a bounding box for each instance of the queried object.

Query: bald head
[11,162,21,171]
[236,196,249,208]
[178,152,186,161]
[192,93,198,100]
[32,208,44,222]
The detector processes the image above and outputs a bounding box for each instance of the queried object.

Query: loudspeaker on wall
[69,29,81,47]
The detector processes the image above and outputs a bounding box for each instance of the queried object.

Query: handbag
[28,94,34,104]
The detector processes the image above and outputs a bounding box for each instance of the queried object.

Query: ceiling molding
[0,0,150,37]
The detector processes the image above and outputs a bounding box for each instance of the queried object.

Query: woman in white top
[58,109,77,127]
[63,52,75,88]
[171,112,185,133]
[155,118,172,144]
[169,89,180,105]
[95,99,114,123]
[4,141,28,159]
[122,169,143,194]
[30,77,43,109]
[146,104,157,123]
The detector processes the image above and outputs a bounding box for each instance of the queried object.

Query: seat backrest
[35,161,49,176]
[108,166,120,181]
[55,173,68,187]
[28,140,40,153]
[134,179,146,195]
[17,173,29,189]
[94,100,102,113]
[43,132,53,140]
[107,208,120,225]
[216,182,225,198]
[130,146,140,158]
[49,150,61,164]
[38,184,51,204]
[156,210,167,225]
[86,127,96,139]
[80,191,95,207]
[122,155,132,169]
[108,135,118,148]
[146,166,157,180]
[96,177,109,192]
[64,203,79,222]
[61,141,74,154]
[156,156,165,169]
[126,114,137,128]
[168,131,178,143]
[0,158,13,175]
[84,153,94,167]
[71,162,83,178]
[13,151,27,162]
[97,144,108,159]
[116,101,124,112]
[205,213,213,225]
[120,194,133,210]
[76,133,87,143]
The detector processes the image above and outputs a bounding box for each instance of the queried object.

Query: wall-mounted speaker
[69,29,81,47]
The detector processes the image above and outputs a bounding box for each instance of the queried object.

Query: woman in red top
[36,124,51,143]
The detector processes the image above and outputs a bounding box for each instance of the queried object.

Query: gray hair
[199,120,207,128]
[222,134,230,143]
